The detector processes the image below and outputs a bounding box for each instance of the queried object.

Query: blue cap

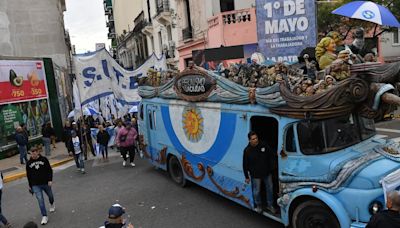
[108,204,125,219]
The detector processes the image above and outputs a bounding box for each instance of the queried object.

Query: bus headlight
[369,201,383,214]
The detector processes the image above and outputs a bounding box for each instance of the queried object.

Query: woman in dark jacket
[97,125,110,160]
[63,121,74,155]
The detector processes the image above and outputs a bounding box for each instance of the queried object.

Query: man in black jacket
[367,190,400,228]
[26,147,55,225]
[243,131,276,214]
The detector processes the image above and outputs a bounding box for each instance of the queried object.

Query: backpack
[119,134,127,142]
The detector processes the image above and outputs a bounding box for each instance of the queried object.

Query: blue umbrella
[332,1,400,27]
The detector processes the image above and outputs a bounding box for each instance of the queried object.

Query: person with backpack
[116,122,137,167]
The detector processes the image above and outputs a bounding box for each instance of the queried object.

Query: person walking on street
[83,123,96,158]
[41,122,55,156]
[70,130,85,173]
[63,121,74,156]
[114,121,124,158]
[242,131,276,214]
[116,122,137,167]
[100,204,134,228]
[26,147,55,225]
[0,172,12,227]
[367,190,400,228]
[97,125,110,160]
[15,126,28,164]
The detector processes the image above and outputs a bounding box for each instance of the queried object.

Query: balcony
[106,20,114,28]
[182,27,193,41]
[108,15,114,22]
[105,8,112,15]
[141,20,154,36]
[108,32,116,39]
[103,0,112,8]
[154,0,171,25]
[207,8,257,48]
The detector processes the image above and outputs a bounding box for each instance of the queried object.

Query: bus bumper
[351,221,366,228]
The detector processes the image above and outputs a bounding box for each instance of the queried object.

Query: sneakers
[267,206,277,214]
[130,162,135,167]
[49,203,56,212]
[254,206,262,213]
[123,161,126,167]
[81,168,85,174]
[41,216,48,225]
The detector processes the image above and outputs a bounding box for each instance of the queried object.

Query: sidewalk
[0,142,75,183]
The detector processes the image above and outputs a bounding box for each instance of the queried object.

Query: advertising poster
[256,0,317,63]
[0,99,50,146]
[0,60,48,104]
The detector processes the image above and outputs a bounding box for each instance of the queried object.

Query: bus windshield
[297,114,376,155]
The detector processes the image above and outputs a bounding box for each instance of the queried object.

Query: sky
[64,0,111,54]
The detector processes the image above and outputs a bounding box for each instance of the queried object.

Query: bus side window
[139,104,144,120]
[285,125,296,153]
[152,110,157,130]
[148,110,153,130]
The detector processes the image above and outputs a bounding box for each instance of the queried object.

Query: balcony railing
[182,27,193,40]
[133,20,146,33]
[222,9,252,25]
[156,0,170,15]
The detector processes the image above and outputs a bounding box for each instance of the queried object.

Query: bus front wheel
[292,200,340,228]
[168,156,187,187]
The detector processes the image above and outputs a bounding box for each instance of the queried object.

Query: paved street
[1,119,400,227]
[2,149,283,228]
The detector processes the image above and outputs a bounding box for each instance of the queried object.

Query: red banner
[0,60,48,104]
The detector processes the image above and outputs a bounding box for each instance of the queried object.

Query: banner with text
[73,49,167,106]
[256,0,317,63]
[0,60,47,104]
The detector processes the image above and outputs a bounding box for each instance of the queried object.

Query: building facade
[175,0,256,70]
[380,29,400,63]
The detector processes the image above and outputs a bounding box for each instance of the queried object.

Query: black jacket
[42,126,55,138]
[104,222,123,228]
[242,142,274,179]
[97,130,110,146]
[26,155,53,188]
[15,132,28,146]
[366,210,400,228]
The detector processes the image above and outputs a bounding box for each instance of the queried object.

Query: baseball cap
[108,204,125,219]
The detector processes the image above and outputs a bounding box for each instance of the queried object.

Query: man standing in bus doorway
[366,190,400,228]
[243,131,277,214]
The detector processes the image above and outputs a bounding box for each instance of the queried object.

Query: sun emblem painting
[182,107,204,142]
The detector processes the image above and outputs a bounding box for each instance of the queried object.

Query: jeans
[0,190,8,225]
[42,137,51,156]
[251,174,274,208]
[99,144,108,158]
[18,145,28,164]
[121,145,135,163]
[32,185,54,216]
[74,153,84,169]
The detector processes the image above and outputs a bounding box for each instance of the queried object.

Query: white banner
[73,49,167,106]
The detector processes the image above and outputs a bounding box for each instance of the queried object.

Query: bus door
[146,104,159,161]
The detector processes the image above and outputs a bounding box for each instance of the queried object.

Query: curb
[3,157,74,183]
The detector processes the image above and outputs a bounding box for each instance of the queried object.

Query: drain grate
[1,167,19,174]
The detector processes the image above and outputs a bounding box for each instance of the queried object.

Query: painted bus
[137,66,400,228]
